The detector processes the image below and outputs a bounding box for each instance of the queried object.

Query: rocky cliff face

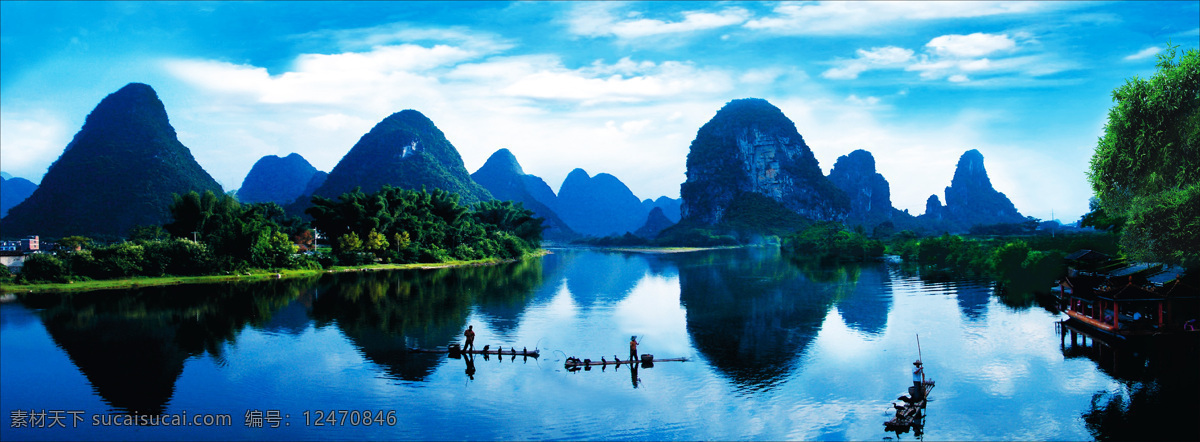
[308,110,491,206]
[944,149,1023,223]
[827,149,893,227]
[471,148,576,239]
[681,98,848,226]
[556,168,648,237]
[1,83,223,237]
[237,153,323,205]
[918,149,1023,231]
[924,195,944,221]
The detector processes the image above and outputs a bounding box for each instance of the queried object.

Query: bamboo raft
[885,380,935,430]
[408,345,540,358]
[563,354,688,369]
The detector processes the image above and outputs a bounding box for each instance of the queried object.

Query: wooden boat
[1057,251,1197,338]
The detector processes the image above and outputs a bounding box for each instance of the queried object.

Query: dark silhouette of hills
[1,83,223,238]
[827,149,894,228]
[303,110,491,209]
[0,175,38,219]
[920,149,1024,231]
[471,149,576,240]
[642,196,681,223]
[237,153,324,205]
[635,206,676,238]
[681,98,848,228]
[670,247,840,389]
[556,168,648,237]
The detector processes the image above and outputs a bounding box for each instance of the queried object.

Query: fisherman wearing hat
[912,360,925,400]
[629,336,639,363]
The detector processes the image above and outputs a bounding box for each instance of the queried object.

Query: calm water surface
[1,248,1196,440]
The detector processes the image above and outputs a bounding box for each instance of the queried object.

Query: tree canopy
[165,190,298,271]
[306,186,543,264]
[1088,44,1199,267]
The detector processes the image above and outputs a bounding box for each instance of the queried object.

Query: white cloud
[845,95,880,106]
[745,1,1054,35]
[611,8,752,38]
[739,67,786,85]
[164,44,473,110]
[308,113,371,131]
[567,3,750,39]
[294,23,513,54]
[161,37,743,200]
[825,32,1073,84]
[860,46,918,64]
[906,53,1074,82]
[1123,46,1161,61]
[294,44,478,74]
[822,46,913,79]
[499,59,734,104]
[0,111,69,183]
[926,33,1016,58]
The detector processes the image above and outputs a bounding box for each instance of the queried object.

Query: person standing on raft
[464,325,476,352]
[912,360,925,399]
[629,336,639,363]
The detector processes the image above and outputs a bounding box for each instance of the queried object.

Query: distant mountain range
[471,148,577,240]
[1,175,38,219]
[0,85,1026,241]
[237,153,326,206]
[555,168,651,237]
[677,98,1022,237]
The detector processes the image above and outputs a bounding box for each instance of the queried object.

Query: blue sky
[2,1,1197,222]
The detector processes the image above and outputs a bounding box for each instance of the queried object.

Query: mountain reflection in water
[19,278,313,414]
[671,247,886,391]
[1,247,1195,441]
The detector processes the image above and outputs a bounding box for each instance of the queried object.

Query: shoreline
[0,250,550,295]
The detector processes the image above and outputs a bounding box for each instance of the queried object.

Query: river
[1,247,1196,440]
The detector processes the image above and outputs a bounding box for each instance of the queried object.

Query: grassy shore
[0,250,549,295]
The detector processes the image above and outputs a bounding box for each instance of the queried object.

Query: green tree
[338,232,363,253]
[20,253,68,283]
[128,225,170,241]
[364,228,389,254]
[166,190,297,271]
[1088,44,1200,266]
[307,186,542,264]
[57,236,93,251]
[990,240,1032,283]
[472,200,545,246]
[392,231,411,251]
[782,222,884,262]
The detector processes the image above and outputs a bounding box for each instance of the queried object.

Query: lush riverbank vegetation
[1086,44,1199,268]
[771,217,1120,298]
[888,231,1120,296]
[2,186,544,287]
[0,252,546,294]
[781,222,884,263]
